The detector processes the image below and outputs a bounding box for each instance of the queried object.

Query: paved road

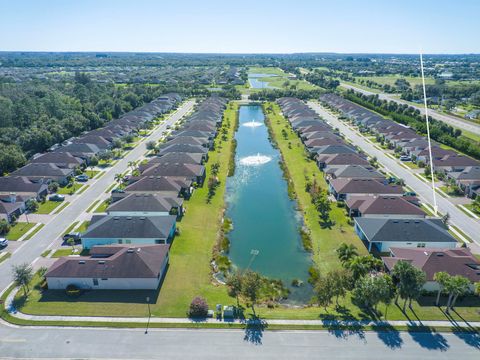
[340,83,480,136]
[308,102,480,245]
[0,324,478,359]
[0,100,195,292]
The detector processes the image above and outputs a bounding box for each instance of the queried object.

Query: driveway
[308,101,480,245]
[0,100,195,293]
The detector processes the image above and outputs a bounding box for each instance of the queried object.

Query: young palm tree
[336,243,358,265]
[444,275,471,313]
[12,263,34,296]
[433,271,450,306]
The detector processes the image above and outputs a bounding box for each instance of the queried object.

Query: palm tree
[114,173,123,187]
[391,260,426,311]
[433,271,450,306]
[336,243,358,265]
[346,256,368,280]
[444,275,471,313]
[127,161,136,172]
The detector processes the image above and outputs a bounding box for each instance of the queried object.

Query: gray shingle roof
[355,218,457,244]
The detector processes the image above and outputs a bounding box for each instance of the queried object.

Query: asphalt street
[0,324,478,359]
[308,101,480,245]
[0,100,195,293]
[340,83,480,136]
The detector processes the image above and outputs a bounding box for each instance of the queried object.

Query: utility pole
[420,52,438,215]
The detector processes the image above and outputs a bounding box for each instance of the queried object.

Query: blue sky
[1,0,479,53]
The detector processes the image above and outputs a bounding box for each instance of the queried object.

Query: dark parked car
[63,232,81,243]
[49,194,65,202]
[111,188,125,194]
[75,174,89,182]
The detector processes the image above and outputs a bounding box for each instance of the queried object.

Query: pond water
[225,105,312,303]
[248,73,277,89]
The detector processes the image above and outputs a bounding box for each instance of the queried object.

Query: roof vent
[78,261,85,264]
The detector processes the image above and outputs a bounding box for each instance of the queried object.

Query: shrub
[188,296,209,318]
[65,284,82,298]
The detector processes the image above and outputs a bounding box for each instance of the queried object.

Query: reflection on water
[226,105,312,304]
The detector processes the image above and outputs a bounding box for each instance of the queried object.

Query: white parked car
[0,238,8,248]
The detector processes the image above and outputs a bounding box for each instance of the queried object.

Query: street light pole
[145,296,151,334]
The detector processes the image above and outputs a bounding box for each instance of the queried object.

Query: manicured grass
[35,200,63,214]
[84,170,100,179]
[93,199,110,213]
[249,66,286,76]
[57,183,85,195]
[105,183,117,194]
[264,103,368,272]
[0,252,11,264]
[51,248,80,258]
[4,222,36,240]
[77,184,90,194]
[40,249,52,258]
[77,221,90,233]
[464,203,480,215]
[438,185,464,197]
[63,221,79,235]
[86,200,100,213]
[354,75,435,88]
[23,223,45,241]
[53,201,69,214]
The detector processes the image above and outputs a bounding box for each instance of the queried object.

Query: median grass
[93,199,110,213]
[23,223,45,241]
[86,200,100,213]
[263,102,367,272]
[5,222,36,240]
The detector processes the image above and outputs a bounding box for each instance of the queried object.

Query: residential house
[382,247,480,292]
[354,217,458,252]
[46,244,170,290]
[107,193,183,218]
[81,215,177,249]
[329,179,404,200]
[11,163,74,185]
[345,196,425,218]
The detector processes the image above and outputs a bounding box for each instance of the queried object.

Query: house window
[417,243,426,248]
[93,278,99,286]
[118,239,123,244]
[155,239,163,244]
[126,239,131,244]
[101,278,108,281]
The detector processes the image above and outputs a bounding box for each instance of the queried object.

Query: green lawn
[0,252,11,264]
[77,221,90,233]
[84,170,100,179]
[93,199,110,213]
[4,222,36,240]
[63,221,79,235]
[57,183,82,195]
[51,248,83,258]
[249,66,286,76]
[354,75,435,88]
[86,200,100,213]
[264,103,367,272]
[53,201,69,214]
[35,201,63,214]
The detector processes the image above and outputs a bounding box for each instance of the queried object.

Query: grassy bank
[263,102,367,272]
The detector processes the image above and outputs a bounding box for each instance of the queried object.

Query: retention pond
[225,105,312,303]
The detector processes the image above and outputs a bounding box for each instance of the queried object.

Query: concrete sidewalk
[4,288,479,329]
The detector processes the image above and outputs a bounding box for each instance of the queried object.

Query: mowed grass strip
[23,223,45,241]
[264,102,367,272]
[35,200,63,214]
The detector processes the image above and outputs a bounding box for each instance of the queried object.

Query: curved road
[0,100,195,293]
[340,83,480,136]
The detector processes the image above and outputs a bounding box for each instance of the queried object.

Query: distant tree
[12,263,34,296]
[211,162,220,177]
